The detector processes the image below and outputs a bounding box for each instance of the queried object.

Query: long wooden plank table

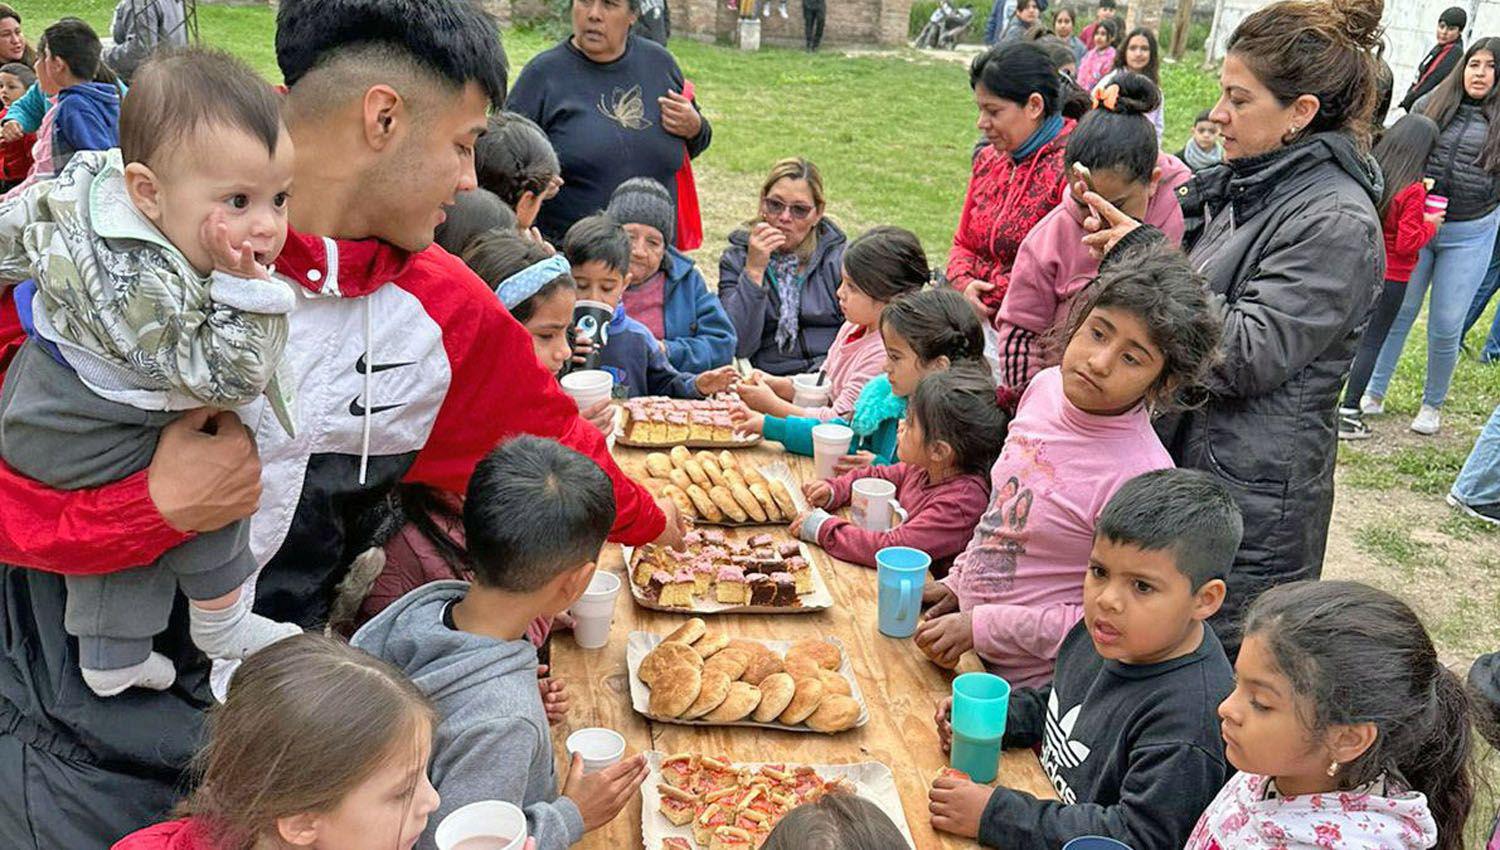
[552,441,1056,850]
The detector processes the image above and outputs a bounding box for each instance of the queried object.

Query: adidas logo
[1039,689,1090,805]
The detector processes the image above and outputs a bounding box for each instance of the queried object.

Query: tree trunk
[1169,0,1194,59]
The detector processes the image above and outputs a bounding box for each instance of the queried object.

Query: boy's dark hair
[971,41,1062,117]
[1438,6,1466,30]
[275,0,507,109]
[879,288,984,366]
[1055,243,1223,412]
[760,792,908,850]
[463,436,615,593]
[1094,468,1242,588]
[563,213,631,276]
[907,364,1009,476]
[120,49,283,170]
[462,228,575,323]
[434,188,517,258]
[1112,27,1160,82]
[476,112,559,206]
[1064,70,1161,182]
[0,62,35,90]
[1098,0,1117,9]
[1194,108,1213,124]
[843,226,929,302]
[39,18,108,83]
[1245,581,1473,850]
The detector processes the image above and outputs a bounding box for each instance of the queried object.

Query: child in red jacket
[0,62,36,192]
[1339,114,1445,440]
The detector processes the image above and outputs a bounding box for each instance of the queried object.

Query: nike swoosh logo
[349,397,405,417]
[356,353,417,374]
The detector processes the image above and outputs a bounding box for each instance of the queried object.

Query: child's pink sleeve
[970,600,1084,673]
[994,221,1063,387]
[817,482,982,568]
[798,342,886,422]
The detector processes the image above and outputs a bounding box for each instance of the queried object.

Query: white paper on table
[638,752,917,850]
[625,631,868,732]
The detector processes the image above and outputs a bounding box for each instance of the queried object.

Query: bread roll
[741,465,768,487]
[722,468,747,490]
[717,450,739,470]
[668,468,693,491]
[703,647,751,680]
[683,460,711,488]
[767,479,798,518]
[818,668,853,697]
[686,484,723,522]
[748,482,779,521]
[701,456,727,488]
[729,483,767,522]
[805,694,861,733]
[751,672,796,722]
[646,453,674,478]
[650,665,702,718]
[664,618,707,646]
[682,669,732,720]
[708,486,748,522]
[740,650,785,685]
[787,639,842,671]
[639,641,702,685]
[694,631,730,658]
[703,681,761,722]
[670,446,693,468]
[659,484,695,520]
[778,677,825,725]
[782,655,820,682]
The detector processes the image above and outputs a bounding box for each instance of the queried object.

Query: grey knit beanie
[606,177,676,246]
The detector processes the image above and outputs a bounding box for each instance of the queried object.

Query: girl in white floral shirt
[1186,581,1472,850]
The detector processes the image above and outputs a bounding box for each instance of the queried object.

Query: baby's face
[141,123,295,276]
[0,73,26,107]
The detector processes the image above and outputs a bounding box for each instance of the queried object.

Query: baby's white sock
[80,652,176,697]
[189,592,302,660]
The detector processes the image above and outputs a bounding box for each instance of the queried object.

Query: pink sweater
[806,462,990,573]
[942,367,1172,687]
[994,152,1192,388]
[1077,47,1117,91]
[800,322,887,422]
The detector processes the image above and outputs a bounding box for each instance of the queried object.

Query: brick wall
[668,0,913,46]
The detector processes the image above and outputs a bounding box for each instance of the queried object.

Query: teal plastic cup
[1062,839,1134,850]
[949,672,1010,783]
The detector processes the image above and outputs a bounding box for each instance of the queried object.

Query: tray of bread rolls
[641,751,916,850]
[623,529,832,614]
[617,397,761,448]
[627,623,866,733]
[638,450,803,527]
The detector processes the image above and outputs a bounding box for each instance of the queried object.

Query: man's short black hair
[121,49,283,170]
[464,436,616,593]
[275,0,508,108]
[1095,468,1242,589]
[1098,0,1117,8]
[563,213,631,275]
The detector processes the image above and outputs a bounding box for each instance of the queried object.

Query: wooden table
[552,441,1056,850]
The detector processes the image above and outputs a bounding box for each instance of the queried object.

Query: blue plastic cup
[949,672,1010,783]
[1062,839,1134,850]
[876,546,930,637]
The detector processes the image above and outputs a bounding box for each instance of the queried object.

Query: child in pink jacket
[995,71,1192,389]
[915,244,1223,685]
[1076,17,1120,90]
[794,365,1007,576]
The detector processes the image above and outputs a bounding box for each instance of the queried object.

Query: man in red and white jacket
[0,2,679,847]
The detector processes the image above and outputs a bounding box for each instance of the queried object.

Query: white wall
[1205,0,1500,125]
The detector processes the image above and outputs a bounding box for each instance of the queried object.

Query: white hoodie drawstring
[359,296,372,485]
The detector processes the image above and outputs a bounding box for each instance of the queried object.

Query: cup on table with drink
[875,546,930,638]
[568,570,621,650]
[565,727,627,773]
[851,478,907,531]
[560,369,614,411]
[811,422,854,479]
[948,671,1010,784]
[791,372,832,408]
[435,800,528,850]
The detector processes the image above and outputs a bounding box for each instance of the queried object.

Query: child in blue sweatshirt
[563,213,737,399]
[35,19,119,175]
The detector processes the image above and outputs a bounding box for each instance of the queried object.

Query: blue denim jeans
[1368,205,1500,406]
[1452,403,1500,506]
[1462,244,1500,362]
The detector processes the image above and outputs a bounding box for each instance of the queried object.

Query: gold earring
[1326,760,1340,777]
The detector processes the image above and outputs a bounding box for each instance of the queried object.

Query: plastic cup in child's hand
[566,727,626,773]
[434,800,528,850]
[567,572,621,649]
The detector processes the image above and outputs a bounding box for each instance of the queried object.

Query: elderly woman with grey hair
[507,0,712,241]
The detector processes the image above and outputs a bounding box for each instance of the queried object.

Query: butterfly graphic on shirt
[598,85,654,131]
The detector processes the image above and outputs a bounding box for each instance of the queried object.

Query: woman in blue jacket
[608,178,736,372]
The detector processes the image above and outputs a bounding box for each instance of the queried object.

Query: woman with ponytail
[1189,580,1472,850]
[1076,0,1387,660]
[994,71,1191,390]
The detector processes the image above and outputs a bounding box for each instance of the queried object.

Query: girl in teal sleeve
[740,287,989,469]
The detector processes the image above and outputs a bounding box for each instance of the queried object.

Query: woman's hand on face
[961,279,997,320]
[745,223,787,276]
[1078,184,1143,259]
[658,89,703,140]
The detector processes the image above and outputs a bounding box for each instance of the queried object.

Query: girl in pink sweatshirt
[735,226,928,425]
[915,245,1223,685]
[1076,17,1120,90]
[995,71,1193,389]
[793,364,1008,575]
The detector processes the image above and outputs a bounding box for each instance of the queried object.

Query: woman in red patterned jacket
[948,41,1078,326]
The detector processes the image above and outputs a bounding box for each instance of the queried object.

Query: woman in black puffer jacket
[1362,37,1500,436]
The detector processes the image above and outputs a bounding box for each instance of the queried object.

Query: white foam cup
[434,800,527,850]
[792,373,832,408]
[811,423,854,480]
[566,727,627,773]
[560,369,613,411]
[568,571,621,649]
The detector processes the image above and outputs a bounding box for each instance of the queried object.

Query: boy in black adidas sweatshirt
[929,468,1241,850]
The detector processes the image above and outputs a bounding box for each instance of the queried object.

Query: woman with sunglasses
[719,157,850,376]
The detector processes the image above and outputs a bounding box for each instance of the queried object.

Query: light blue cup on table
[949,671,1010,783]
[875,546,930,638]
[1062,838,1134,850]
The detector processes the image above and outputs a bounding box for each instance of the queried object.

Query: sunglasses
[762,197,816,221]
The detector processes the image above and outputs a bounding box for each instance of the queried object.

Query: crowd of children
[0,0,1493,849]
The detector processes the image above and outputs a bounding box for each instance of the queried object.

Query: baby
[0,48,299,697]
